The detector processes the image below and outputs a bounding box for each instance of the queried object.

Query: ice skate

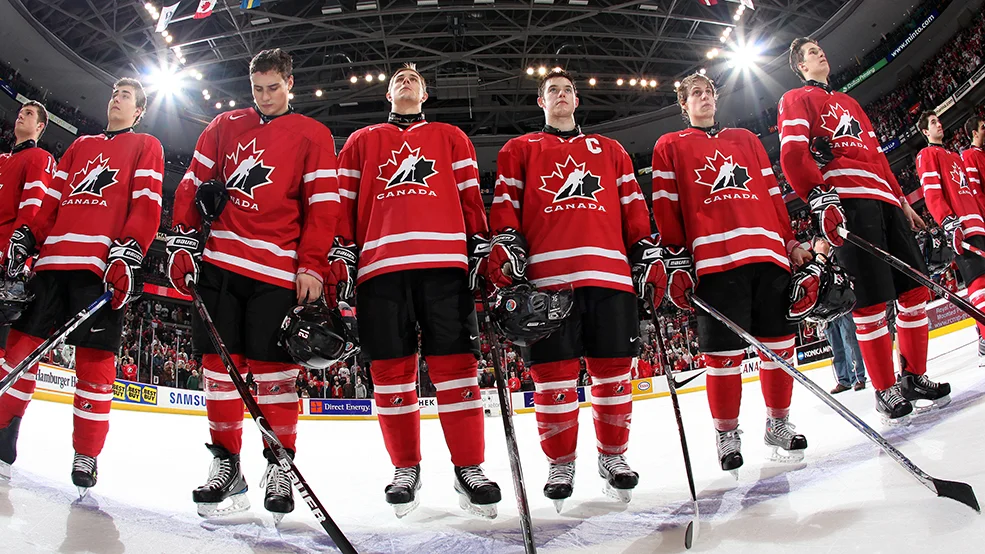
[385,465,421,518]
[598,454,638,503]
[192,443,250,518]
[764,416,808,463]
[71,453,97,498]
[260,448,294,524]
[876,383,913,426]
[453,465,501,519]
[716,428,743,479]
[979,337,985,366]
[0,416,22,481]
[544,461,575,513]
[899,370,951,413]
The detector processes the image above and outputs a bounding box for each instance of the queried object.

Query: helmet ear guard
[489,283,574,347]
[278,302,360,370]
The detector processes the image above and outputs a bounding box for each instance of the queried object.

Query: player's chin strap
[388,112,425,127]
[542,124,582,139]
[805,79,832,93]
[10,139,36,154]
[254,104,295,125]
[689,123,721,137]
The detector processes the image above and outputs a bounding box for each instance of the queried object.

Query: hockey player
[168,49,339,521]
[651,73,812,473]
[0,101,55,358]
[324,63,500,519]
[962,116,985,212]
[779,38,948,423]
[917,111,985,366]
[487,69,650,510]
[0,79,163,490]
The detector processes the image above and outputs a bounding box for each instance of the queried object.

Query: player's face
[251,70,294,116]
[798,43,829,79]
[976,121,985,141]
[15,106,43,138]
[386,70,428,105]
[926,115,943,140]
[684,82,716,121]
[107,86,143,128]
[538,77,578,118]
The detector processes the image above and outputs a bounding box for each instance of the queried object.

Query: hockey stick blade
[684,519,695,549]
[690,293,980,512]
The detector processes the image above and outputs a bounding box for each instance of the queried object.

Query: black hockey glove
[326,237,358,309]
[166,225,203,296]
[808,185,846,247]
[5,225,37,279]
[810,136,835,167]
[104,238,144,310]
[661,246,696,312]
[488,228,528,289]
[629,237,667,306]
[467,233,492,292]
[941,215,965,255]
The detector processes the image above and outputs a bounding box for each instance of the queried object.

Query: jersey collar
[805,79,833,93]
[542,123,582,139]
[103,127,133,139]
[689,123,721,136]
[254,104,295,125]
[10,139,36,154]
[928,142,945,149]
[387,112,426,127]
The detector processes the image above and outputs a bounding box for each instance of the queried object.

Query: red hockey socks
[72,348,115,458]
[251,360,300,453]
[203,353,249,454]
[372,355,421,468]
[756,335,795,419]
[896,287,930,376]
[0,330,44,428]
[427,353,484,467]
[586,357,633,456]
[704,351,745,431]
[531,359,581,464]
[969,275,985,338]
[853,303,895,391]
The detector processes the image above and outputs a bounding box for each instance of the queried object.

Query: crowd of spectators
[0,59,104,142]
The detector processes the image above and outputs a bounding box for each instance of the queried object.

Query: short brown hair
[917,110,937,134]
[965,115,983,138]
[676,73,716,108]
[113,78,147,126]
[789,37,818,81]
[538,69,576,98]
[20,100,49,138]
[389,63,427,91]
[249,48,293,81]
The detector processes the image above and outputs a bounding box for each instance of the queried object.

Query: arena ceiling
[23,0,847,137]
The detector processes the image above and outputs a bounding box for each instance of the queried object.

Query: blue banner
[0,78,16,99]
[309,399,372,416]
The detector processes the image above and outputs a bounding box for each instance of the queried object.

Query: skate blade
[912,394,951,414]
[0,461,11,481]
[457,494,498,520]
[880,412,913,427]
[77,487,91,499]
[727,469,739,481]
[391,497,420,519]
[271,512,286,525]
[603,483,633,503]
[197,492,251,518]
[552,499,566,513]
[767,446,806,464]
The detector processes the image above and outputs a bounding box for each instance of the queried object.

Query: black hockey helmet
[195,179,229,224]
[0,278,34,326]
[490,283,574,347]
[788,257,856,324]
[278,303,359,370]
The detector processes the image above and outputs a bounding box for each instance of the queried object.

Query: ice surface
[2,327,984,553]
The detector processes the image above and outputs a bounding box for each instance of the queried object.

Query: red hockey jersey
[30,131,163,276]
[962,145,985,211]
[490,131,650,293]
[336,120,487,284]
[778,83,906,207]
[0,142,55,254]
[174,108,339,289]
[917,145,984,238]
[651,127,798,278]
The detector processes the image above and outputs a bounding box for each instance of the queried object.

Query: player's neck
[13,131,36,146]
[106,120,134,133]
[688,116,715,129]
[974,139,984,148]
[544,116,577,133]
[391,101,423,116]
[11,138,36,153]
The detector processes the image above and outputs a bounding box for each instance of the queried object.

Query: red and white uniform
[490,131,650,292]
[651,126,798,277]
[778,83,906,207]
[0,141,54,254]
[918,145,984,237]
[962,145,985,212]
[31,131,163,276]
[336,120,487,283]
[174,108,340,288]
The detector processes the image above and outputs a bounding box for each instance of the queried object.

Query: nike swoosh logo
[529,138,542,142]
[470,335,479,341]
[229,114,247,120]
[671,370,705,389]
[90,328,106,333]
[678,133,691,137]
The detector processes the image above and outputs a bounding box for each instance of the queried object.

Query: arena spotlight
[526,67,535,75]
[288,93,294,100]
[146,64,185,96]
[629,78,637,86]
[649,79,657,87]
[378,73,386,81]
[315,89,324,97]
[365,74,373,82]
[616,78,624,85]
[350,75,358,83]
[537,66,547,76]
[674,80,681,89]
[729,42,763,70]
[229,100,236,107]
[588,77,597,86]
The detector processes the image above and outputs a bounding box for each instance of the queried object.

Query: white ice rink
[2,327,985,553]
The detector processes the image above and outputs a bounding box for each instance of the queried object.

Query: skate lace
[391,466,418,489]
[914,374,943,391]
[458,465,493,489]
[260,463,292,498]
[882,383,907,405]
[717,428,742,456]
[72,453,96,474]
[546,462,576,485]
[205,457,234,490]
[599,454,632,475]
[767,417,798,441]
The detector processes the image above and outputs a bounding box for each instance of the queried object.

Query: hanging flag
[241,0,261,8]
[156,2,181,32]
[699,0,718,5]
[195,0,216,19]
[740,0,755,9]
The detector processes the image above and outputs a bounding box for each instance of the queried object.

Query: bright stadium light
[616,78,624,85]
[526,67,534,75]
[229,100,236,107]
[588,77,597,86]
[350,75,358,83]
[649,79,657,87]
[146,64,185,96]
[729,42,763,70]
[629,78,637,86]
[215,102,222,109]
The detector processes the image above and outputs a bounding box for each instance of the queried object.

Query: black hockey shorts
[837,198,927,309]
[355,267,480,361]
[13,269,124,353]
[694,263,796,353]
[0,325,9,350]
[191,262,296,363]
[529,287,640,365]
[954,235,985,286]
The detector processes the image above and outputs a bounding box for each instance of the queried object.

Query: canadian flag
[194,0,215,19]
[698,0,718,5]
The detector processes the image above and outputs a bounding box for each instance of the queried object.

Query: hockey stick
[836,226,985,327]
[186,280,359,553]
[690,292,981,512]
[959,239,985,261]
[646,296,698,549]
[479,295,536,554]
[0,291,112,398]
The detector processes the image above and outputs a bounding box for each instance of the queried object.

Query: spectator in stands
[186,370,201,391]
[355,376,368,399]
[815,238,868,392]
